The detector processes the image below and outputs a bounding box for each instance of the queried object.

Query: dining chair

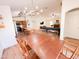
[17,38,40,59]
[58,39,78,59]
[58,53,70,59]
[17,38,31,59]
[71,47,79,59]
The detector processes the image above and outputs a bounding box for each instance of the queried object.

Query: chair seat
[58,53,70,59]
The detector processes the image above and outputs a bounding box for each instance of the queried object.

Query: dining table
[25,30,63,59]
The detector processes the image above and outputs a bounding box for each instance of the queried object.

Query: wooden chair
[17,38,39,59]
[71,47,79,59]
[17,39,31,59]
[58,53,70,59]
[58,39,78,59]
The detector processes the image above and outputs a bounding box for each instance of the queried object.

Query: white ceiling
[0,0,61,12]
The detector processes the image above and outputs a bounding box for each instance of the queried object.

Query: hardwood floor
[2,31,79,59]
[1,31,60,59]
[2,45,25,59]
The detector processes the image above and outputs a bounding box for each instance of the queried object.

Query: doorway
[13,20,27,36]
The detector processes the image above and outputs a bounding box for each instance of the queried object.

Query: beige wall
[0,43,3,59]
[60,0,79,40]
[64,9,79,39]
[26,14,60,30]
[0,6,17,58]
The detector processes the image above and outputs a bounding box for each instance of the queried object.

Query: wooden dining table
[25,30,63,59]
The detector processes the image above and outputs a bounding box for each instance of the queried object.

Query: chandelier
[18,0,43,16]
